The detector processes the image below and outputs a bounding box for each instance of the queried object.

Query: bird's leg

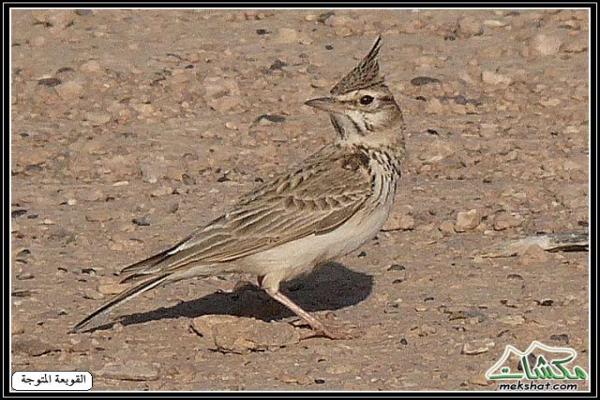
[258,276,358,340]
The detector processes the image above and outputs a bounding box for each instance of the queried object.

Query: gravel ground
[11,9,589,391]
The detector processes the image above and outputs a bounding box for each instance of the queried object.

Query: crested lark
[72,36,406,339]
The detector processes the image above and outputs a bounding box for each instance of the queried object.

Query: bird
[71,35,406,339]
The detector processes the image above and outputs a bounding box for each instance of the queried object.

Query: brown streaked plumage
[72,35,407,339]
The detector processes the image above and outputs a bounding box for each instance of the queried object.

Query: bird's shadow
[116,262,373,329]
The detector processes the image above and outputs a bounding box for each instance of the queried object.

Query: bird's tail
[70,273,171,333]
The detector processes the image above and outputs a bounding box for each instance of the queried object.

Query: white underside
[241,199,392,290]
[242,163,397,291]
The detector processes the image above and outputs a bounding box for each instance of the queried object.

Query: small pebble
[520,244,550,265]
[410,76,441,86]
[150,186,173,197]
[13,337,59,357]
[83,289,104,300]
[387,264,405,272]
[98,361,160,381]
[482,70,512,86]
[75,9,93,16]
[85,111,112,126]
[493,212,522,230]
[79,60,102,73]
[530,34,562,56]
[86,209,112,222]
[38,77,61,87]
[132,215,151,226]
[275,28,298,44]
[461,339,495,355]
[98,283,125,295]
[457,16,484,38]
[455,209,481,232]
[498,315,525,326]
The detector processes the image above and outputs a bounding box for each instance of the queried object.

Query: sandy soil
[10,9,589,391]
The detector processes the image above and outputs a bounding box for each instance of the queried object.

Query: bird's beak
[304,97,344,114]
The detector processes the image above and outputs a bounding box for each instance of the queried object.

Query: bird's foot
[305,324,363,340]
[293,316,363,340]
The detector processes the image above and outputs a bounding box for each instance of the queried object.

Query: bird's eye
[359,95,374,105]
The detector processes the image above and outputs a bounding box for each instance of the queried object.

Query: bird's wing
[121,145,373,280]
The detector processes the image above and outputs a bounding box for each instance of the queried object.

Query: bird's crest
[330,35,384,95]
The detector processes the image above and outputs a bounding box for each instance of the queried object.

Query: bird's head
[305,36,405,145]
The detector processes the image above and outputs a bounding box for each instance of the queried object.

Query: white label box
[12,372,92,391]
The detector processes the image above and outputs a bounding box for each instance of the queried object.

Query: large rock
[455,209,481,232]
[274,28,298,44]
[457,16,484,38]
[192,315,300,354]
[493,212,523,231]
[530,34,562,56]
[98,361,160,381]
[55,80,84,100]
[482,70,512,86]
[13,337,60,357]
[84,111,112,126]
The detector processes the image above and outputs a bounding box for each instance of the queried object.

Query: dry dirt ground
[10,9,589,391]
